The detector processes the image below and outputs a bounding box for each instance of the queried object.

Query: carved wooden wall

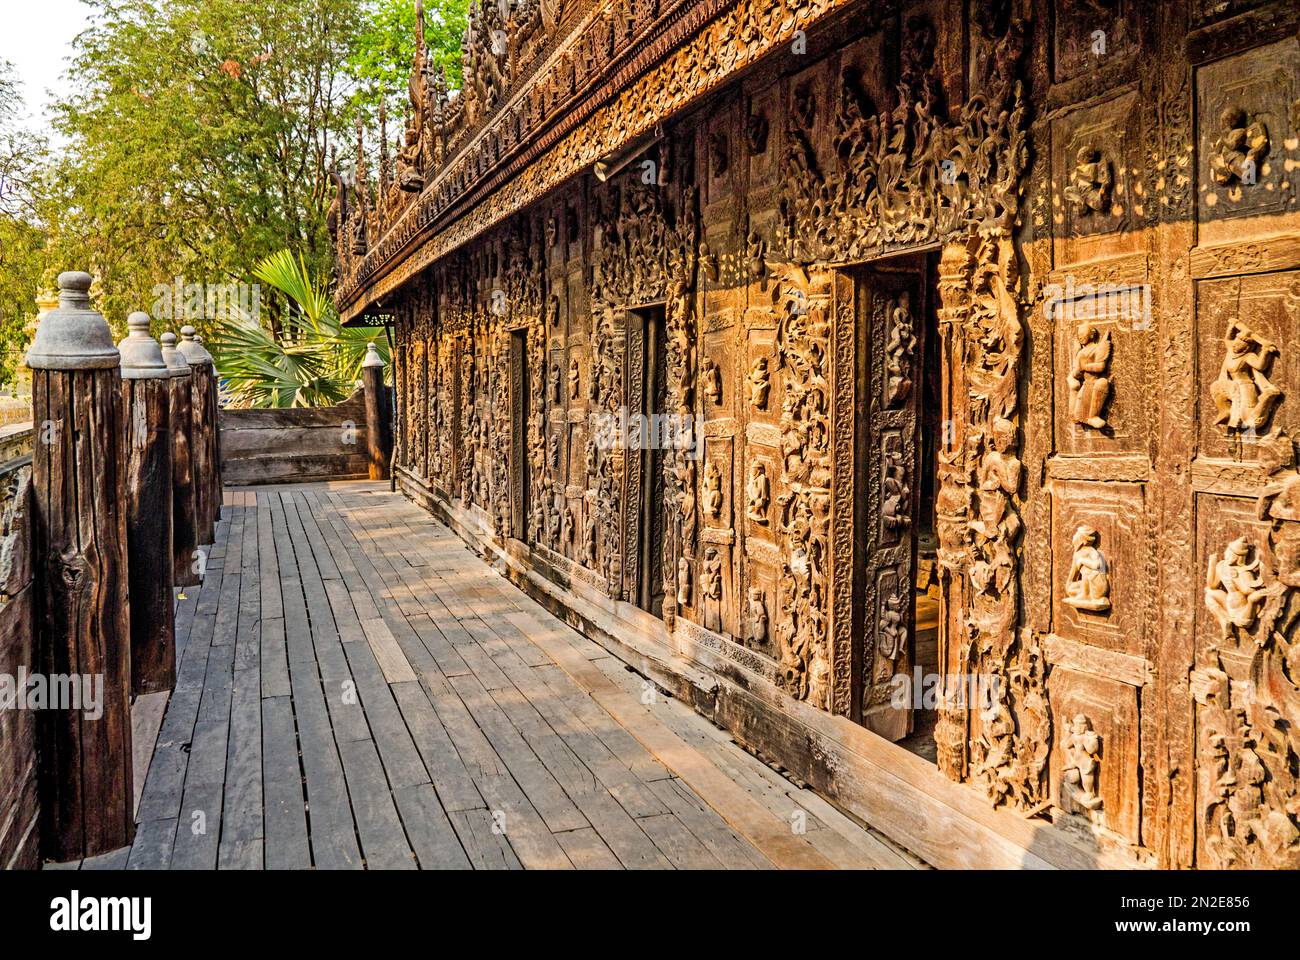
[370,0,1300,869]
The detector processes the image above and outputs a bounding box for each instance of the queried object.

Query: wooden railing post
[362,341,391,481]
[161,333,200,587]
[179,326,216,547]
[119,313,175,695]
[196,334,223,524]
[25,271,134,861]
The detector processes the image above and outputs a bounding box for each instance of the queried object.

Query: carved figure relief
[701,547,723,633]
[677,556,691,607]
[709,131,729,178]
[971,701,1018,807]
[1210,320,1282,433]
[882,442,911,535]
[773,268,833,710]
[746,462,770,523]
[1209,107,1270,186]
[568,356,581,399]
[1204,537,1267,638]
[1197,441,1300,868]
[746,588,768,646]
[703,460,723,520]
[748,355,771,409]
[746,231,768,281]
[746,112,769,154]
[885,293,915,407]
[1064,525,1111,612]
[1062,146,1114,216]
[703,358,722,405]
[700,240,719,282]
[878,577,908,663]
[1067,323,1113,430]
[1061,714,1104,816]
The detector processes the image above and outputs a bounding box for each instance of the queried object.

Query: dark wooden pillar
[25,270,134,861]
[180,326,216,547]
[161,332,200,587]
[362,341,392,480]
[119,313,175,695]
[196,334,223,525]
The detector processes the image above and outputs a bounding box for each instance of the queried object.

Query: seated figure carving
[1064,525,1110,612]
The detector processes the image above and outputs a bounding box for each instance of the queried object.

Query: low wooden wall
[219,387,376,485]
[0,423,33,475]
[0,469,39,869]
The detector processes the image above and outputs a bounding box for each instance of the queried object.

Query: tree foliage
[48,0,366,338]
[0,60,51,388]
[212,249,388,408]
[1,1,465,395]
[348,0,468,125]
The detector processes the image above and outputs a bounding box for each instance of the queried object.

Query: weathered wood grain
[191,364,216,544]
[33,368,134,862]
[122,376,176,694]
[169,372,201,587]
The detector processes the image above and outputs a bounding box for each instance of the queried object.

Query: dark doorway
[852,252,941,761]
[509,328,529,541]
[634,305,669,617]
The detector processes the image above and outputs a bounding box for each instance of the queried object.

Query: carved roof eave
[339,0,867,324]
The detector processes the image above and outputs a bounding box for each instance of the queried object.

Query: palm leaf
[212,248,389,408]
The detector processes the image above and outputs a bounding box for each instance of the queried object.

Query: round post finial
[159,332,192,378]
[177,324,215,366]
[119,312,169,379]
[25,270,121,370]
[362,340,386,368]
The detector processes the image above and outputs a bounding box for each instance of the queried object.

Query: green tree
[48,0,368,337]
[348,0,468,124]
[0,60,50,389]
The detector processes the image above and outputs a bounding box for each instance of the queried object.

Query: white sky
[0,0,93,128]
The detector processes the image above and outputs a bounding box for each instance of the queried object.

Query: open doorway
[509,328,529,542]
[853,253,941,763]
[632,304,668,617]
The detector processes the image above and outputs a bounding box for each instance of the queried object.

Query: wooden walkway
[55,481,913,870]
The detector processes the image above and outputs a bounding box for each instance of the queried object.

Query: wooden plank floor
[80,480,912,870]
